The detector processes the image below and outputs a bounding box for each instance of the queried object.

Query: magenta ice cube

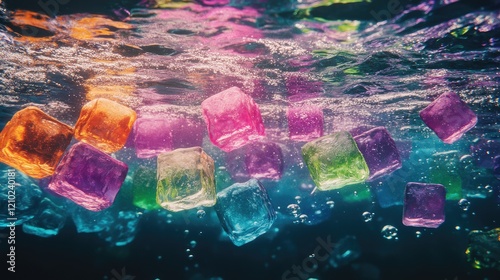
[353,127,402,181]
[287,106,323,141]
[48,142,128,211]
[226,141,284,181]
[133,117,173,159]
[133,116,204,158]
[170,117,204,149]
[201,87,265,152]
[470,139,500,169]
[419,92,477,144]
[402,182,446,228]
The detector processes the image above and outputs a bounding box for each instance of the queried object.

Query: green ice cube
[132,166,161,210]
[430,151,462,201]
[301,131,369,191]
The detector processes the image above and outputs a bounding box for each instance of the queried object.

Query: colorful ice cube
[430,151,462,200]
[201,87,265,152]
[22,197,67,237]
[0,106,73,179]
[215,179,276,246]
[403,182,446,228]
[419,92,477,144]
[301,131,369,191]
[245,141,284,180]
[226,141,284,181]
[353,127,402,181]
[133,166,160,210]
[470,139,500,169]
[133,116,204,158]
[48,142,128,211]
[287,106,323,141]
[133,117,173,158]
[156,147,216,212]
[75,98,137,153]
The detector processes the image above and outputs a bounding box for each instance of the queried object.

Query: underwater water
[0,0,499,279]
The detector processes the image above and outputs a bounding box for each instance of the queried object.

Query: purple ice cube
[245,141,284,180]
[470,139,500,169]
[419,92,477,144]
[133,117,173,159]
[226,141,284,181]
[287,106,323,141]
[48,142,128,211]
[201,87,265,152]
[403,182,446,228]
[353,127,402,181]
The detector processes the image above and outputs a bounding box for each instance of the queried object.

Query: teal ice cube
[301,131,369,191]
[215,179,276,246]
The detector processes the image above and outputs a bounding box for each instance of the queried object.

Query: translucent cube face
[22,198,66,238]
[156,147,216,212]
[201,87,265,152]
[74,98,137,153]
[48,142,128,211]
[494,156,500,179]
[419,92,477,144]
[430,151,462,201]
[301,131,369,191]
[0,106,74,179]
[226,141,284,181]
[133,116,205,158]
[215,179,276,246]
[133,118,173,159]
[353,126,402,181]
[287,106,323,141]
[132,166,160,210]
[403,182,446,228]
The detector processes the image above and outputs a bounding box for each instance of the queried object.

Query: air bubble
[381,225,398,240]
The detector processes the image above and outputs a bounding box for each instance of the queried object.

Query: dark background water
[0,0,500,279]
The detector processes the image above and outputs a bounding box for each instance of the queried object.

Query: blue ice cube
[215,179,276,246]
[0,166,43,227]
[70,204,115,233]
[22,197,67,237]
[98,211,141,246]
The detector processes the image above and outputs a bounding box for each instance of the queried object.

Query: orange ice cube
[74,98,137,153]
[0,106,74,179]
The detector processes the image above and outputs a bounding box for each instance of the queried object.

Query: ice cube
[215,179,276,246]
[301,131,369,191]
[70,204,115,233]
[466,228,500,270]
[48,142,128,211]
[98,210,141,246]
[0,106,73,179]
[419,92,477,144]
[430,151,462,200]
[470,139,500,169]
[402,182,446,228]
[226,141,284,181]
[133,166,161,210]
[287,106,323,141]
[132,116,204,159]
[22,197,67,237]
[156,147,216,212]
[74,98,137,153]
[353,126,402,181]
[0,166,43,227]
[201,87,265,152]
